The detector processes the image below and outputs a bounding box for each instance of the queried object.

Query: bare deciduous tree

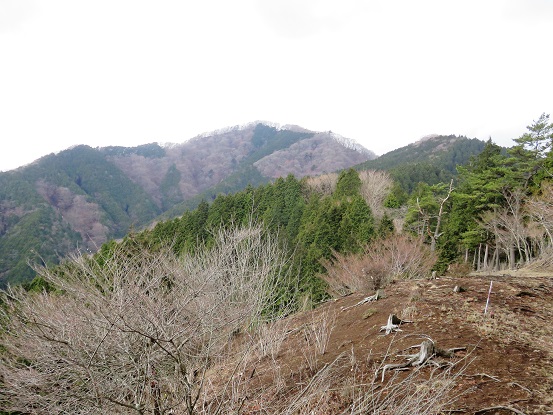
[302,172,338,197]
[525,182,553,249]
[479,189,541,269]
[358,170,394,219]
[0,223,293,415]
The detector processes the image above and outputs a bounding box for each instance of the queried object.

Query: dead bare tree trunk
[430,179,454,252]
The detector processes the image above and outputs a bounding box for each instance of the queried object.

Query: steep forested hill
[355,135,487,192]
[0,122,373,286]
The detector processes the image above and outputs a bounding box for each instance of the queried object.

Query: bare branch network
[0,223,294,415]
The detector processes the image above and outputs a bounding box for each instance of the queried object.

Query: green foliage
[0,145,164,286]
[377,213,395,238]
[294,171,376,300]
[389,162,450,194]
[509,113,553,190]
[160,163,183,210]
[446,140,513,251]
[246,124,313,163]
[334,168,362,199]
[355,135,487,193]
[22,275,55,293]
[384,182,408,208]
[434,115,553,269]
[512,113,553,159]
[24,145,161,233]
[161,124,314,219]
[0,206,82,287]
[84,169,380,306]
[261,175,305,239]
[101,143,166,158]
[404,182,436,236]
[339,195,375,251]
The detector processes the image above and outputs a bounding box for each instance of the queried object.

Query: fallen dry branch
[379,313,412,335]
[474,406,528,415]
[508,382,532,394]
[341,290,382,311]
[377,339,465,382]
[463,373,501,382]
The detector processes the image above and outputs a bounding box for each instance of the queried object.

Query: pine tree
[510,113,553,189]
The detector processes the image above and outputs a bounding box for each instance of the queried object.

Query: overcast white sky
[1,0,552,172]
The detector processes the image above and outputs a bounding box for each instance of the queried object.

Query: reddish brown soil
[208,273,553,414]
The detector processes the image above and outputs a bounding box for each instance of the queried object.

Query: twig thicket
[0,223,294,415]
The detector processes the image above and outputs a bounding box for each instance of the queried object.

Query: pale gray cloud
[503,0,553,21]
[0,0,551,171]
[0,0,36,33]
[255,0,373,38]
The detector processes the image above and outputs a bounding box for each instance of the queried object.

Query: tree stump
[377,339,466,381]
[379,314,412,335]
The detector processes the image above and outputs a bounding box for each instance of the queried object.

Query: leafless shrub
[304,308,336,356]
[285,353,347,415]
[526,245,553,270]
[447,262,472,277]
[279,339,470,415]
[526,182,553,247]
[0,223,293,415]
[254,319,291,361]
[322,235,437,296]
[344,365,468,415]
[301,338,320,374]
[299,308,336,376]
[320,250,378,297]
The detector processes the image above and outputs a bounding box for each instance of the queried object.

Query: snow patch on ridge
[160,121,373,157]
[158,141,180,149]
[327,131,374,156]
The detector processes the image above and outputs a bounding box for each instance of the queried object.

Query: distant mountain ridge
[0,122,374,286]
[187,121,372,156]
[354,134,487,192]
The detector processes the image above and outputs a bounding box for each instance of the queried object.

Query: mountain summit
[106,122,375,206]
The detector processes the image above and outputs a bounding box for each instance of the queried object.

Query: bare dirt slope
[209,273,553,414]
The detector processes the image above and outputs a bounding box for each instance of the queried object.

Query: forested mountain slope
[355,134,487,192]
[0,122,373,286]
